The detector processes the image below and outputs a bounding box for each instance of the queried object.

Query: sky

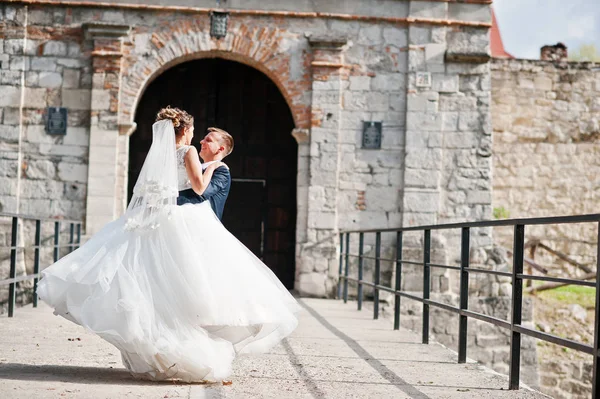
[493,0,600,59]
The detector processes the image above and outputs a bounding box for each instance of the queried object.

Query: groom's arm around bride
[177,127,234,220]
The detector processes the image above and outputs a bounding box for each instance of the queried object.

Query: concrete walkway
[0,298,547,398]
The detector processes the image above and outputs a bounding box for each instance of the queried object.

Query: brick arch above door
[119,18,313,134]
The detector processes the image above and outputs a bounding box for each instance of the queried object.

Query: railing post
[53,221,60,263]
[593,222,600,399]
[338,233,344,299]
[343,233,350,303]
[422,229,431,344]
[69,223,75,253]
[358,232,364,311]
[374,231,381,320]
[8,217,18,317]
[33,219,41,308]
[509,224,525,390]
[458,227,470,363]
[394,231,403,330]
[76,223,81,250]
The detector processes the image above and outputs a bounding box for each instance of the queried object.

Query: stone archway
[84,20,337,295]
[131,58,298,288]
[119,21,312,132]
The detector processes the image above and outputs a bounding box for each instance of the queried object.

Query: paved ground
[0,298,548,398]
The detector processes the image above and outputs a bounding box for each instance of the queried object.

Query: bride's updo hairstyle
[155,106,194,137]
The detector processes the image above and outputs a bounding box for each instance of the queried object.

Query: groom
[177,127,234,220]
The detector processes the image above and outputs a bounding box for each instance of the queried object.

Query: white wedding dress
[37,120,300,382]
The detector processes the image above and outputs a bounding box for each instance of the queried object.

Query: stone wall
[0,5,90,220]
[492,58,600,398]
[492,59,600,272]
[0,1,495,299]
[539,360,592,399]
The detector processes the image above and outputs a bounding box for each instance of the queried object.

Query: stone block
[447,28,490,56]
[383,27,408,48]
[20,198,52,217]
[25,159,56,180]
[296,272,327,297]
[408,49,426,71]
[448,3,491,23]
[432,74,459,93]
[403,190,439,213]
[0,159,18,178]
[405,148,442,169]
[92,90,113,111]
[23,88,47,108]
[409,1,448,19]
[38,71,63,88]
[63,127,90,146]
[388,93,407,112]
[445,131,478,148]
[459,75,479,92]
[441,112,459,131]
[20,179,49,199]
[408,26,431,45]
[31,57,57,72]
[2,108,19,124]
[89,145,117,167]
[9,56,29,71]
[358,25,382,45]
[458,112,481,131]
[425,43,445,65]
[406,131,428,148]
[25,71,39,87]
[372,73,405,91]
[0,53,9,70]
[0,125,19,142]
[404,169,439,189]
[349,76,371,91]
[62,69,80,89]
[467,190,491,204]
[57,58,87,69]
[67,42,82,58]
[0,177,16,195]
[4,39,23,55]
[308,211,336,229]
[313,90,340,106]
[63,89,91,110]
[365,187,400,211]
[406,112,443,131]
[407,91,439,112]
[534,76,553,91]
[343,91,389,112]
[43,41,67,57]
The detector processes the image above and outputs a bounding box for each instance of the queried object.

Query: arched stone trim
[119,17,312,131]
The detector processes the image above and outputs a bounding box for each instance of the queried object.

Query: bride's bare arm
[184,150,226,196]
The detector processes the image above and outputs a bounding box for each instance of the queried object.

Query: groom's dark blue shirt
[177,166,231,220]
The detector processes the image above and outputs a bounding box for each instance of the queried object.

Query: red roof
[491,8,514,59]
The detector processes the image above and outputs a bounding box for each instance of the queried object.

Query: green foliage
[569,43,600,62]
[538,285,596,309]
[493,206,510,220]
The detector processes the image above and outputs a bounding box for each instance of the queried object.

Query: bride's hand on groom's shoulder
[207,161,228,171]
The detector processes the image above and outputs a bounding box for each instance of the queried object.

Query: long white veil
[124,119,178,231]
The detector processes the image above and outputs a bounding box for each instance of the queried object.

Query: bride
[37,107,301,383]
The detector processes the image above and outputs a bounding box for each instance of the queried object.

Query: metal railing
[0,213,83,317]
[338,214,600,397]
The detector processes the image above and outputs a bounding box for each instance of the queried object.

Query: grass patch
[537,285,596,309]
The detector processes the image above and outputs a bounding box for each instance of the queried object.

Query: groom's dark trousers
[177,166,231,220]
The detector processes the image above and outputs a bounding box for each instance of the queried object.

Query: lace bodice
[176,146,193,191]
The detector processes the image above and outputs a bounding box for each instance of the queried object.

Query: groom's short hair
[208,127,234,157]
